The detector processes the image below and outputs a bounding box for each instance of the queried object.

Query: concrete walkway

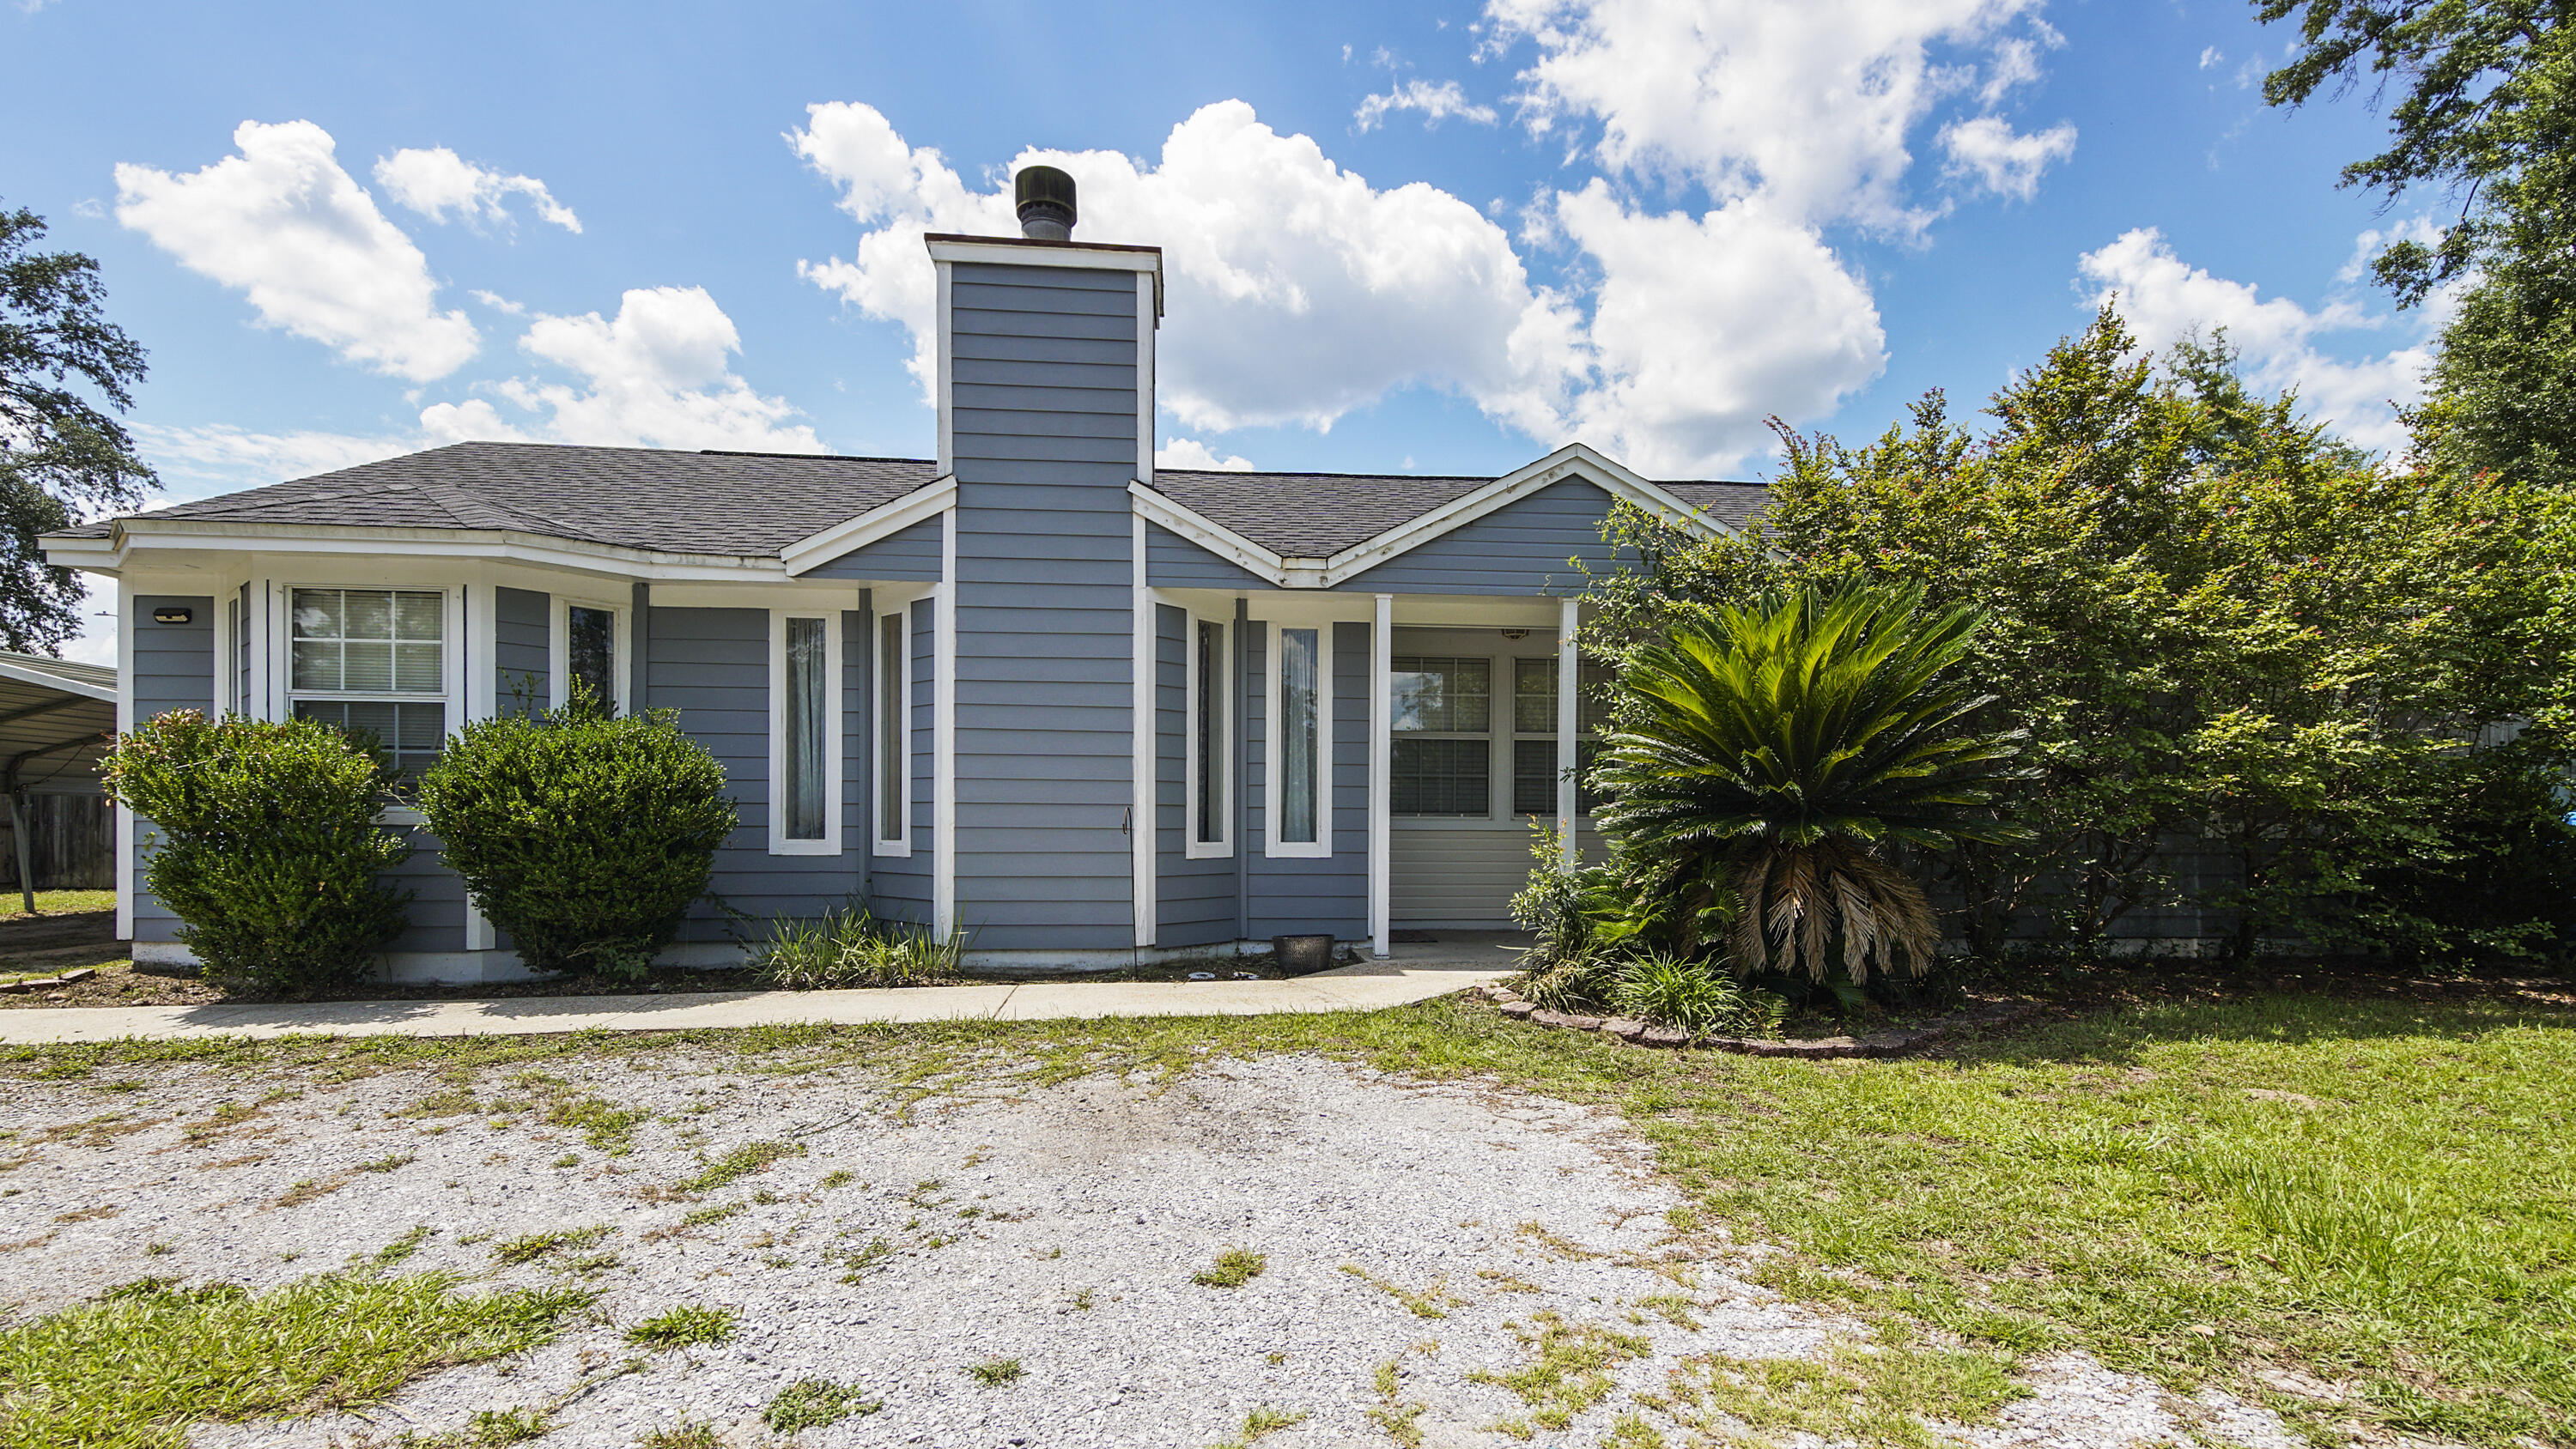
[0,937,1526,1045]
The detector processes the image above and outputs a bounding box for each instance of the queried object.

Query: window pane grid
[289,588,444,696]
[1511,655,1613,818]
[1392,657,1490,733]
[1395,737,1489,815]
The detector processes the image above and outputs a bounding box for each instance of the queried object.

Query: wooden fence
[0,794,115,890]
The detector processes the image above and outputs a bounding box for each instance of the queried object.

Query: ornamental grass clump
[416,689,735,980]
[1593,582,2026,985]
[753,903,961,990]
[102,710,413,996]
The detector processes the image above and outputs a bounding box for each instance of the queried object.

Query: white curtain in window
[1279,627,1320,844]
[784,616,828,840]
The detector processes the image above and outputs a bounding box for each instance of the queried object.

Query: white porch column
[1131,513,1156,950]
[1557,595,1580,869]
[1369,592,1393,958]
[933,505,957,942]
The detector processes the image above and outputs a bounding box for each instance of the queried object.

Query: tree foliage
[1585,310,2576,962]
[0,205,155,652]
[2254,2,2576,485]
[101,711,413,996]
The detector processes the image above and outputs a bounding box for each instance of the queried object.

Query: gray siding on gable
[1335,480,1632,596]
[128,595,214,945]
[1241,619,1370,941]
[949,260,1139,950]
[866,596,933,925]
[1154,604,1234,947]
[495,586,549,716]
[805,515,945,582]
[646,605,863,942]
[1145,522,1272,590]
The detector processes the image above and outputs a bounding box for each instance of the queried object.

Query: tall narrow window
[1194,618,1227,847]
[289,587,447,775]
[1512,656,1613,816]
[1391,656,1492,816]
[1278,627,1321,845]
[567,604,616,708]
[782,616,828,841]
[878,609,906,847]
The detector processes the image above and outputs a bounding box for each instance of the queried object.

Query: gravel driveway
[0,1051,2311,1447]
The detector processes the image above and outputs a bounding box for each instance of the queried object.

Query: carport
[0,651,116,915]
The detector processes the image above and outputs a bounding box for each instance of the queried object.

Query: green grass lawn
[7,979,2568,1446]
[0,888,114,922]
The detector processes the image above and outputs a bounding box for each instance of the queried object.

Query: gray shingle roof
[63,441,1766,560]
[1141,471,1768,558]
[63,443,945,557]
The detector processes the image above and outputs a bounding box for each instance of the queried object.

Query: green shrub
[102,711,413,996]
[416,694,736,979]
[1607,952,1786,1037]
[754,903,961,989]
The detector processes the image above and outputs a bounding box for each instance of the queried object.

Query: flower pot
[1272,933,1335,976]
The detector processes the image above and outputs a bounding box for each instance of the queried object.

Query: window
[1188,615,1230,854]
[876,609,908,852]
[1392,656,1492,816]
[1512,656,1613,817]
[1275,626,1324,850]
[289,586,447,775]
[769,611,841,855]
[567,604,616,708]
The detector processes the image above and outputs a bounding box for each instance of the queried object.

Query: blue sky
[9,0,2435,659]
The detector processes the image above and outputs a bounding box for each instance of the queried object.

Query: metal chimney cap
[1014,166,1076,241]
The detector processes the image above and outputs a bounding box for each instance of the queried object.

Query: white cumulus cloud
[422,285,822,453]
[792,99,1583,441]
[1157,438,1255,471]
[134,422,421,488]
[1547,185,1885,476]
[115,119,480,381]
[2076,227,2439,458]
[1482,0,2063,233]
[374,147,581,233]
[1354,79,1500,132]
[1940,115,2077,201]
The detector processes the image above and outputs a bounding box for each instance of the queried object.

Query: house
[45,169,1764,980]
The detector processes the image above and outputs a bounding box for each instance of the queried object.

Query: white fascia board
[925,236,1165,316]
[60,519,793,582]
[1126,482,1291,586]
[1315,444,1727,587]
[776,476,957,577]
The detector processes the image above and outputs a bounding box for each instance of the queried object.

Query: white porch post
[463,573,498,953]
[1131,514,1156,950]
[1369,592,1393,958]
[933,505,957,943]
[1557,595,1580,869]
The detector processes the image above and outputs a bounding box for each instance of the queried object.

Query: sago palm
[1592,581,2026,983]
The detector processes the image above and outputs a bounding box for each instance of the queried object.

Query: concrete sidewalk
[0,938,1526,1046]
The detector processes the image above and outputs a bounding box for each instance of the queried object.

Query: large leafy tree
[2252,1,2576,484]
[1592,582,2026,983]
[0,204,155,652]
[1588,310,2576,962]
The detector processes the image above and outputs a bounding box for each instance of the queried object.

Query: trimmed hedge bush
[102,710,413,996]
[416,694,736,978]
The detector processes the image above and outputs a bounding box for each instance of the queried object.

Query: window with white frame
[1187,615,1230,855]
[1267,623,1331,855]
[568,605,616,706]
[1512,655,1613,817]
[289,586,448,775]
[770,611,841,854]
[874,607,909,852]
[1391,656,1492,816]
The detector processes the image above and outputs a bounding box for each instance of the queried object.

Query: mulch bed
[1474,980,2042,1057]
